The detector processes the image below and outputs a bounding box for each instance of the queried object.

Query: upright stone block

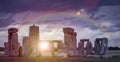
[94,38,108,55]
[86,41,93,55]
[22,25,40,57]
[100,38,108,55]
[63,28,77,56]
[22,37,31,56]
[78,41,84,56]
[78,39,93,56]
[4,28,20,56]
[94,38,101,55]
[29,25,39,56]
[4,42,9,56]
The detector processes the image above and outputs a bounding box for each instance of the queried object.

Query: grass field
[0,57,120,62]
[106,50,120,55]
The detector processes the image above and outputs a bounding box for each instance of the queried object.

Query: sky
[0,0,120,47]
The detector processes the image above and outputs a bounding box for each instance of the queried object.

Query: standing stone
[100,38,108,55]
[4,28,20,56]
[63,28,77,56]
[56,40,63,49]
[79,39,93,56]
[22,37,31,56]
[4,42,9,56]
[94,38,108,55]
[18,46,23,57]
[73,32,77,54]
[78,41,84,56]
[86,41,93,55]
[94,38,101,55]
[22,25,40,57]
[29,25,39,57]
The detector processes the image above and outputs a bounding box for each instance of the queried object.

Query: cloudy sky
[0,0,120,47]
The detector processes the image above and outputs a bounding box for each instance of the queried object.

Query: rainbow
[23,12,99,27]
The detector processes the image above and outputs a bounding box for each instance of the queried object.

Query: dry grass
[0,57,120,62]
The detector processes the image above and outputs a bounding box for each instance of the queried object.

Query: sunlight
[39,42,49,51]
[77,11,81,16]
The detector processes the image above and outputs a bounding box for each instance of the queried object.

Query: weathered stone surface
[78,41,84,56]
[63,28,74,33]
[78,39,93,56]
[100,38,108,55]
[94,38,108,55]
[80,39,89,42]
[63,28,77,56]
[18,46,23,57]
[86,41,93,55]
[4,28,20,56]
[22,25,40,57]
[8,28,18,33]
[22,37,31,56]
[94,38,101,55]
[30,25,39,56]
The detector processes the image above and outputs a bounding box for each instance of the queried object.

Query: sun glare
[77,11,81,16]
[39,42,49,51]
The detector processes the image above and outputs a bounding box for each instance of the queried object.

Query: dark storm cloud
[0,0,119,13]
[0,0,120,29]
[89,5,120,32]
[0,0,83,12]
[0,13,15,27]
[99,21,120,32]
[100,0,120,6]
[109,24,120,32]
[0,19,15,27]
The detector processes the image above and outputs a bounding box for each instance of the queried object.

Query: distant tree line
[108,46,120,50]
[0,47,4,51]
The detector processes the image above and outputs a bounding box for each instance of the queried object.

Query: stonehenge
[4,28,20,56]
[63,28,77,56]
[94,38,108,55]
[4,26,108,57]
[78,39,93,56]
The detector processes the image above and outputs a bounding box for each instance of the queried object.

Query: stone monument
[4,28,20,56]
[22,36,31,56]
[86,41,93,55]
[63,28,77,56]
[22,25,40,57]
[78,41,84,56]
[94,38,108,55]
[78,39,93,56]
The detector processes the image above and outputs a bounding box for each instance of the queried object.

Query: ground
[0,57,120,62]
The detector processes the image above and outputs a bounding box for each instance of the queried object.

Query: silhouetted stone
[4,28,20,57]
[18,46,23,57]
[86,41,93,55]
[22,36,31,56]
[94,38,108,55]
[4,42,9,56]
[100,38,108,55]
[78,39,93,56]
[29,25,39,57]
[94,38,101,55]
[78,41,84,56]
[22,25,40,57]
